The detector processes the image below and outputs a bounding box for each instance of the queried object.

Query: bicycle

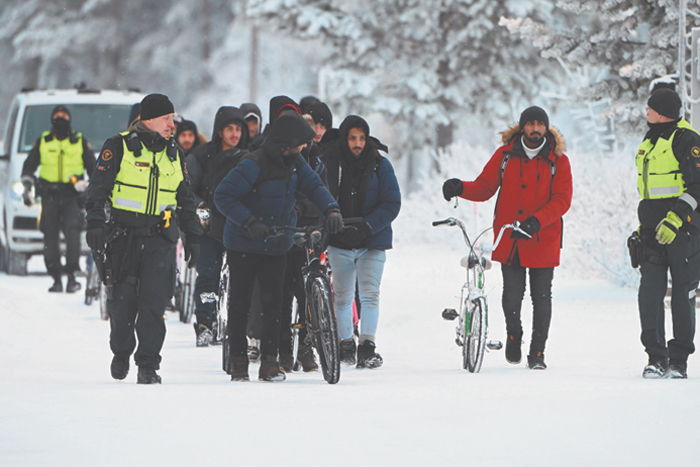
[84,250,108,320]
[174,237,197,324]
[433,217,530,373]
[271,224,341,384]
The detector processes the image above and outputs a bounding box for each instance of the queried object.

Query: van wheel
[6,248,28,276]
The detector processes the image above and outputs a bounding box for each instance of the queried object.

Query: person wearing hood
[631,88,700,379]
[442,106,573,370]
[21,105,95,293]
[307,101,333,143]
[214,112,342,382]
[321,115,401,369]
[241,102,264,151]
[175,119,202,155]
[185,106,249,347]
[84,93,202,384]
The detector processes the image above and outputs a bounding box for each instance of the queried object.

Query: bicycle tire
[84,252,100,306]
[99,284,108,320]
[308,275,340,384]
[179,266,196,323]
[222,336,231,374]
[464,297,486,373]
[291,303,302,372]
[215,259,229,344]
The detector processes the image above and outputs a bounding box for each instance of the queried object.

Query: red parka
[459,125,573,268]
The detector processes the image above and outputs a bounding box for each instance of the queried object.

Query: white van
[0,88,143,275]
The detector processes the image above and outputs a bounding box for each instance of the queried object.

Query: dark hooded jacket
[241,102,264,150]
[320,115,401,250]
[175,119,202,155]
[214,113,338,256]
[186,106,249,241]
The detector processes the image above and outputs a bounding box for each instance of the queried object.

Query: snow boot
[110,355,129,380]
[258,355,286,382]
[339,338,356,365]
[297,344,318,372]
[194,322,214,347]
[66,273,81,293]
[230,356,250,382]
[356,340,383,369]
[668,359,687,379]
[279,353,295,373]
[137,366,162,384]
[527,352,547,370]
[505,333,522,364]
[643,356,669,379]
[48,277,63,293]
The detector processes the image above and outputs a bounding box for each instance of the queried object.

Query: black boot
[48,277,63,293]
[66,273,81,293]
[527,352,547,370]
[297,344,319,372]
[356,340,383,369]
[339,339,356,365]
[194,322,213,347]
[137,366,162,384]
[111,356,129,380]
[258,355,285,382]
[505,333,522,364]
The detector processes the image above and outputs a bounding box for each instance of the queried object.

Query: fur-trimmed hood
[500,124,566,156]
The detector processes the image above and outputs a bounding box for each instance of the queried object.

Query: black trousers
[40,193,82,278]
[227,251,286,358]
[279,246,309,356]
[106,234,176,370]
[501,251,554,355]
[639,231,699,361]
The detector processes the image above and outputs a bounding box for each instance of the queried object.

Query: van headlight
[11,181,25,199]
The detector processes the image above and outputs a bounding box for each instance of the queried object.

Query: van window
[4,103,19,156]
[18,104,133,153]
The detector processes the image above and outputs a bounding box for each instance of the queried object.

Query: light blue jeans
[327,246,386,342]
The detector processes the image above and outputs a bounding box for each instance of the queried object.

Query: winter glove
[86,226,107,252]
[656,211,683,245]
[196,201,211,232]
[245,219,270,240]
[511,216,540,240]
[442,178,463,201]
[73,179,89,192]
[184,241,200,269]
[324,209,343,234]
[341,222,371,248]
[21,176,34,207]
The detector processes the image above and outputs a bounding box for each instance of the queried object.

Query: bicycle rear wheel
[308,275,340,384]
[291,303,302,371]
[214,257,229,344]
[179,266,196,323]
[463,297,486,373]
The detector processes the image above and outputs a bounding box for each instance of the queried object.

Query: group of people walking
[21,85,697,383]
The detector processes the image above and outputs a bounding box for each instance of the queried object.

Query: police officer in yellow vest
[85,94,202,384]
[21,105,95,293]
[634,88,700,379]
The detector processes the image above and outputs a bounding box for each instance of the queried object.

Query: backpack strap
[122,132,142,158]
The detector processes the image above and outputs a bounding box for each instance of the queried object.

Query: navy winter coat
[214,146,338,256]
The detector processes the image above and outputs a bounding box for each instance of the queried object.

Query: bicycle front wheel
[463,297,487,373]
[308,275,340,384]
[179,266,196,324]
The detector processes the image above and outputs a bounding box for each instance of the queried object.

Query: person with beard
[175,119,202,155]
[214,112,342,382]
[321,115,401,369]
[630,89,700,379]
[84,94,202,384]
[21,105,95,293]
[442,106,572,370]
[185,106,249,346]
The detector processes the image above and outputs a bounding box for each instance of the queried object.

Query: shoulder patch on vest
[101,149,113,161]
[692,146,700,158]
[638,149,645,156]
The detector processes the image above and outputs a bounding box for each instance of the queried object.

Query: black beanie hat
[140,93,175,121]
[308,102,333,129]
[648,88,682,119]
[519,106,549,130]
[51,105,71,120]
[267,113,316,149]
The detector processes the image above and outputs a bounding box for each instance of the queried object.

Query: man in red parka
[442,106,573,369]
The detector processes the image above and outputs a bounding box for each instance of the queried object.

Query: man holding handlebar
[442,106,572,370]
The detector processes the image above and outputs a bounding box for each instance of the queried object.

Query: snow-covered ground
[1,240,698,466]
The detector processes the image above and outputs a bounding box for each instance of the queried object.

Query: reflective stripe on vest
[636,119,699,200]
[38,131,84,183]
[109,132,183,215]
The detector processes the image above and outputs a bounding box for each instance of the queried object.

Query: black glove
[246,220,270,239]
[325,209,343,234]
[511,216,540,240]
[442,178,463,201]
[342,222,371,248]
[86,227,106,252]
[21,177,34,207]
[184,242,200,269]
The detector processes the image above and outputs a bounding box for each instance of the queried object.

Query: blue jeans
[194,234,225,327]
[327,246,386,342]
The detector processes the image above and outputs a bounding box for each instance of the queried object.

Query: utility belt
[628,227,700,268]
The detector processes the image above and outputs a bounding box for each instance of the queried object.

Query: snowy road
[1,243,698,466]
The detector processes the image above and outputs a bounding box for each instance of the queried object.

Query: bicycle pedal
[486,340,503,350]
[442,308,458,321]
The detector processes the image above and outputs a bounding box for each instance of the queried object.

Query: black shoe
[339,339,356,365]
[297,344,318,372]
[505,333,522,364]
[230,356,250,382]
[48,279,63,293]
[66,274,81,293]
[642,356,669,379]
[137,367,162,384]
[258,355,286,382]
[527,352,547,370]
[110,356,129,380]
[194,323,213,347]
[279,353,295,373]
[356,341,383,369]
[669,360,688,379]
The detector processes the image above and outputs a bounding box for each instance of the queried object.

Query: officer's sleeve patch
[101,149,113,161]
[692,146,700,158]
